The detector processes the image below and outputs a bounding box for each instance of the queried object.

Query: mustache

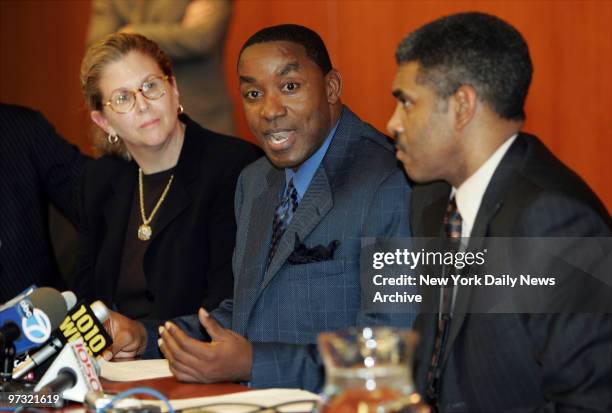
[395,138,408,153]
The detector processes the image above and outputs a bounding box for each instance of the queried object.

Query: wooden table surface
[59,377,249,412]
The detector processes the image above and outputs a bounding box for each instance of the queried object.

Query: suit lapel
[97,162,137,301]
[260,167,333,291]
[441,135,528,365]
[470,135,527,239]
[148,117,201,244]
[234,167,283,333]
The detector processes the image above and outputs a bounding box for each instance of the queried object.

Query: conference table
[61,377,250,412]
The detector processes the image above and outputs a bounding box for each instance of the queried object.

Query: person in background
[387,12,612,412]
[87,0,235,135]
[0,103,88,302]
[73,33,261,320]
[102,24,415,392]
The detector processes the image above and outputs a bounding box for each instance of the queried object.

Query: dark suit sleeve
[27,111,87,226]
[202,144,260,312]
[205,163,249,330]
[518,193,612,412]
[358,168,417,327]
[71,163,97,302]
[205,165,247,331]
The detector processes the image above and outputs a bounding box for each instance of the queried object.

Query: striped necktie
[266,178,298,270]
[426,196,462,408]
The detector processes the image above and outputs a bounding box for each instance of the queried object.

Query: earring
[107,132,119,144]
[178,104,184,114]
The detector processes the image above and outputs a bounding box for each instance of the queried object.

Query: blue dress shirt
[284,121,339,202]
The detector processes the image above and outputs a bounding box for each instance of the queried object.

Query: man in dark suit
[0,103,87,303]
[387,12,612,412]
[105,24,415,391]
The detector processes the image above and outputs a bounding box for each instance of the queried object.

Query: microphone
[61,291,77,312]
[13,300,111,380]
[34,339,103,403]
[0,286,35,310]
[0,287,67,356]
[39,368,77,394]
[57,300,112,355]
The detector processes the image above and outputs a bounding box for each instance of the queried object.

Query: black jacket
[411,133,612,412]
[73,115,262,319]
[0,104,87,302]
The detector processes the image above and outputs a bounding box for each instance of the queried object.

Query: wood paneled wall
[1,0,610,212]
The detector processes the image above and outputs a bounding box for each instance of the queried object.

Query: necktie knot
[281,178,299,214]
[444,196,462,239]
[266,178,299,269]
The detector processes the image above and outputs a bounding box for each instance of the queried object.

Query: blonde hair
[80,33,174,158]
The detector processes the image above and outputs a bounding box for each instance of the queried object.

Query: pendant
[138,224,152,241]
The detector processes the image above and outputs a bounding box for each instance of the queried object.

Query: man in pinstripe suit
[388,13,612,412]
[0,104,87,303]
[104,25,415,391]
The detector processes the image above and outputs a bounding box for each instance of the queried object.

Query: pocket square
[288,233,339,264]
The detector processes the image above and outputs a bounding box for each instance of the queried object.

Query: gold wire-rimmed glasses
[180,400,320,413]
[104,75,169,114]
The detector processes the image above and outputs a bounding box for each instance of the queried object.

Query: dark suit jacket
[72,115,261,319]
[411,133,612,412]
[0,104,87,303]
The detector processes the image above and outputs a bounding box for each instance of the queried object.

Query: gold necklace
[138,168,174,241]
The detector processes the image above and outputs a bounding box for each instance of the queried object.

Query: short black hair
[396,12,532,121]
[239,24,332,74]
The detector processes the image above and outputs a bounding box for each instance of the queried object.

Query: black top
[116,167,175,319]
[73,114,262,319]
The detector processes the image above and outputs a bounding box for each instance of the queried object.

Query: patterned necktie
[426,196,462,407]
[266,178,298,270]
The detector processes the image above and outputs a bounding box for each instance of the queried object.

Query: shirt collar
[284,120,339,201]
[452,134,517,237]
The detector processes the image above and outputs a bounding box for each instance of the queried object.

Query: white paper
[166,389,320,412]
[99,359,320,412]
[101,388,320,413]
[99,358,173,381]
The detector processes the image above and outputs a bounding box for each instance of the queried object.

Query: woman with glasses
[74,33,261,321]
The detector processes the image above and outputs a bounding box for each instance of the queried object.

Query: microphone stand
[0,325,35,393]
[0,338,16,385]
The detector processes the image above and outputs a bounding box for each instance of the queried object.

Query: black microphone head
[28,287,68,330]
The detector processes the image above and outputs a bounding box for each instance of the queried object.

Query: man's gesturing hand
[158,308,253,383]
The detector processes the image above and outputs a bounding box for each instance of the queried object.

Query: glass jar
[318,327,430,413]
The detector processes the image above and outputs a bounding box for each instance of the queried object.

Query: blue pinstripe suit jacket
[172,106,416,391]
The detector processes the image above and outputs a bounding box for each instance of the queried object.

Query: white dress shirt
[447,134,517,314]
[452,134,517,238]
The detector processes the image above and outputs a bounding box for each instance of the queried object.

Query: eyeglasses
[104,75,169,114]
[180,400,320,413]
